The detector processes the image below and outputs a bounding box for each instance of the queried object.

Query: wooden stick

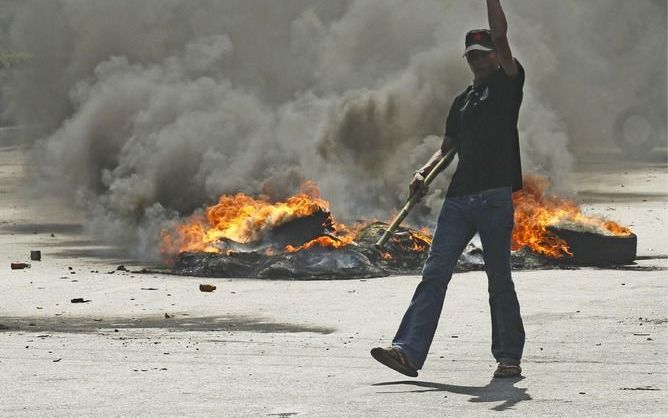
[375,146,458,249]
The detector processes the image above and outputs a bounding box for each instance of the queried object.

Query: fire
[385,225,433,255]
[284,221,363,253]
[411,227,433,252]
[285,235,352,253]
[512,175,632,258]
[162,181,347,255]
[162,174,632,263]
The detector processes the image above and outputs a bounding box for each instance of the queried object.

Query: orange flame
[414,227,434,251]
[386,225,433,255]
[284,221,363,253]
[512,175,632,258]
[162,181,344,255]
[162,175,633,262]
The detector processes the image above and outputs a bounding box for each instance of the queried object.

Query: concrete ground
[0,145,666,417]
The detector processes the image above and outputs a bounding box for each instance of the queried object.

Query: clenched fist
[409,170,429,199]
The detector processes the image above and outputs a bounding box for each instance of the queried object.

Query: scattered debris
[30,250,41,261]
[199,284,217,292]
[173,221,559,279]
[11,262,29,270]
[70,298,91,304]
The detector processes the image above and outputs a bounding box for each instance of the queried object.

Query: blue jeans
[392,186,525,368]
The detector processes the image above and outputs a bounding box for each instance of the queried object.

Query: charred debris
[172,215,635,280]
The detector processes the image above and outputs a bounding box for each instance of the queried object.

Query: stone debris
[11,262,30,270]
[199,284,217,292]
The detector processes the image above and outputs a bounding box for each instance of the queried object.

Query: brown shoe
[493,363,522,378]
[370,347,418,377]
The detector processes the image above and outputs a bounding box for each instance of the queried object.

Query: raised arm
[486,0,519,76]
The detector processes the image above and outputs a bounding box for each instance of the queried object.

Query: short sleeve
[511,60,525,91]
[493,59,525,96]
[441,96,461,153]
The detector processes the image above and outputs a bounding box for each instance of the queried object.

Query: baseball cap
[464,29,496,56]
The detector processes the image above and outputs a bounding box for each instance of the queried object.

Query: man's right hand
[409,170,429,199]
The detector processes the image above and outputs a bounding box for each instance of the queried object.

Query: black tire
[613,106,660,158]
[548,227,637,266]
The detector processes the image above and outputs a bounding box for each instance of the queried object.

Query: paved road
[0,146,666,417]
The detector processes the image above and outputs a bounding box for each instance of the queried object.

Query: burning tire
[548,227,637,266]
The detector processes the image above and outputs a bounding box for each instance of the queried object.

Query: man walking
[371,0,525,379]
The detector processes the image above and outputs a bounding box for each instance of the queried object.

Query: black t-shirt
[444,61,525,197]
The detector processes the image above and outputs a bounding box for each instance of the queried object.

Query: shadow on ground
[0,222,143,263]
[576,190,668,203]
[374,377,531,411]
[0,222,84,235]
[0,315,335,335]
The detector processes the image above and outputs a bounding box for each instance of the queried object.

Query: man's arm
[486,0,519,77]
[415,135,456,177]
[409,135,457,196]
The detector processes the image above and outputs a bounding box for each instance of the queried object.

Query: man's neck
[473,78,485,87]
[473,66,501,86]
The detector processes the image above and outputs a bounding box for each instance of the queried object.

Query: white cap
[463,44,495,57]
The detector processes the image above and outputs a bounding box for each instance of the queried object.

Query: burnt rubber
[549,227,637,266]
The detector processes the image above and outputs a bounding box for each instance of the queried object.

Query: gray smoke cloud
[0,0,665,259]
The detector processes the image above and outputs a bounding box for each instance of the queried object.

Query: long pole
[375,145,458,249]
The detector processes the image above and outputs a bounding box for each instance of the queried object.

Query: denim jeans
[392,186,525,368]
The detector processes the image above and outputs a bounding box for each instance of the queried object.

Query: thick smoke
[0,0,665,258]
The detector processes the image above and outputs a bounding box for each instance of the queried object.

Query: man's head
[464,29,499,81]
